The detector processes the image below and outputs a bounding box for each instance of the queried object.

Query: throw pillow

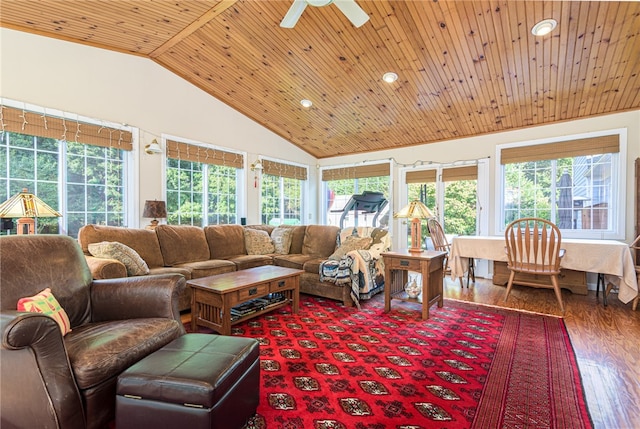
[17,288,72,336]
[88,241,150,276]
[328,236,373,260]
[271,226,294,254]
[244,228,276,255]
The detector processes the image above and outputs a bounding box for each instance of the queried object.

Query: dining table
[449,235,639,304]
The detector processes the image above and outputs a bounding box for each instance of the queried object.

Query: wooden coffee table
[188,265,303,335]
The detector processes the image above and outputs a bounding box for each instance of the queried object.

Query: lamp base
[17,217,35,234]
[146,219,160,230]
[409,217,423,253]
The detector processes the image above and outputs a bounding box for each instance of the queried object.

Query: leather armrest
[90,274,185,325]
[1,311,85,429]
[85,255,127,279]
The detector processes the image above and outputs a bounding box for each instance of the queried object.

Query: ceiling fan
[280,0,370,29]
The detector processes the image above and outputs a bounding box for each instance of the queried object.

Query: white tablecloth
[449,236,639,304]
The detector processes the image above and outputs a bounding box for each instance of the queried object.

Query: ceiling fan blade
[334,0,369,28]
[280,0,308,28]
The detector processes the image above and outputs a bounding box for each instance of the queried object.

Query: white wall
[2,28,638,240]
[0,28,317,225]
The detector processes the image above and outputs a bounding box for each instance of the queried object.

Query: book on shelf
[230,293,287,319]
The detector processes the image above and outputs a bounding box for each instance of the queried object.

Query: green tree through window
[1,131,126,237]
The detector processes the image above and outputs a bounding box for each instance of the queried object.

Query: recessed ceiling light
[382,72,398,83]
[300,99,312,108]
[531,19,557,36]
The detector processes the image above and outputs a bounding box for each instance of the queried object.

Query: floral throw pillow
[88,241,150,276]
[17,288,72,336]
[328,236,373,260]
[245,228,276,255]
[271,227,294,254]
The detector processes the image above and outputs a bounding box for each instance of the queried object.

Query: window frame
[0,99,136,236]
[495,128,627,240]
[319,161,392,229]
[163,135,245,226]
[258,156,308,226]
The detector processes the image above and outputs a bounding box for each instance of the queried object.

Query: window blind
[406,169,437,183]
[441,165,478,182]
[1,105,133,150]
[166,139,244,168]
[500,134,619,165]
[262,159,307,180]
[322,163,390,181]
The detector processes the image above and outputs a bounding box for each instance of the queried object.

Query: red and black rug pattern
[230,296,505,429]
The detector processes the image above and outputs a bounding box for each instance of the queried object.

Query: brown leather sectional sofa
[77,223,358,310]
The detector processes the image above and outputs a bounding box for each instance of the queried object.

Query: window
[406,165,478,248]
[0,104,133,237]
[260,159,307,226]
[166,139,242,225]
[498,131,624,238]
[322,163,391,229]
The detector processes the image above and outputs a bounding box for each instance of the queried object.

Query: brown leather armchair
[0,235,186,429]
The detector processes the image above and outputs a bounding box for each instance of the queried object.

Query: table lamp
[0,188,62,234]
[394,200,434,252]
[143,200,167,230]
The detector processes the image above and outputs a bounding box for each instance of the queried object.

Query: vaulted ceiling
[2,1,639,159]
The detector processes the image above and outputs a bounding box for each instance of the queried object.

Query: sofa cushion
[88,241,150,276]
[17,288,72,336]
[148,266,193,280]
[302,258,328,275]
[271,226,294,254]
[156,225,210,266]
[224,255,273,271]
[205,225,247,258]
[244,225,275,235]
[302,225,340,257]
[172,260,236,278]
[65,318,183,390]
[244,228,275,255]
[272,254,314,270]
[78,225,165,269]
[288,226,307,254]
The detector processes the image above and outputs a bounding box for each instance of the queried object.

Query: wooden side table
[382,249,447,320]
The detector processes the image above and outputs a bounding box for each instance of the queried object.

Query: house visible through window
[498,131,623,238]
[260,159,306,226]
[0,104,132,237]
[165,139,242,225]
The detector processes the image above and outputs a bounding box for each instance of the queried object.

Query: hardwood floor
[443,276,640,429]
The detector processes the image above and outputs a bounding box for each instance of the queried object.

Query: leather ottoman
[116,333,260,429]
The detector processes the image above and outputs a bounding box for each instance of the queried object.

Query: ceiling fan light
[306,0,333,6]
[301,99,313,108]
[531,19,557,36]
[382,72,398,83]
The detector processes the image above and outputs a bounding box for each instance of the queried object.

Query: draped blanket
[319,248,385,309]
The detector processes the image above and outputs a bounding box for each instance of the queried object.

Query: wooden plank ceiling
[2,0,639,159]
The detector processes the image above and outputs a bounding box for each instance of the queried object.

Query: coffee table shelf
[188,266,303,335]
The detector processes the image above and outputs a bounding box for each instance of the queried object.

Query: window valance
[262,159,307,180]
[166,139,243,168]
[500,134,619,165]
[322,163,390,181]
[1,105,133,150]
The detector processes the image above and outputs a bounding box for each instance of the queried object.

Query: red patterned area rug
[194,295,592,429]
